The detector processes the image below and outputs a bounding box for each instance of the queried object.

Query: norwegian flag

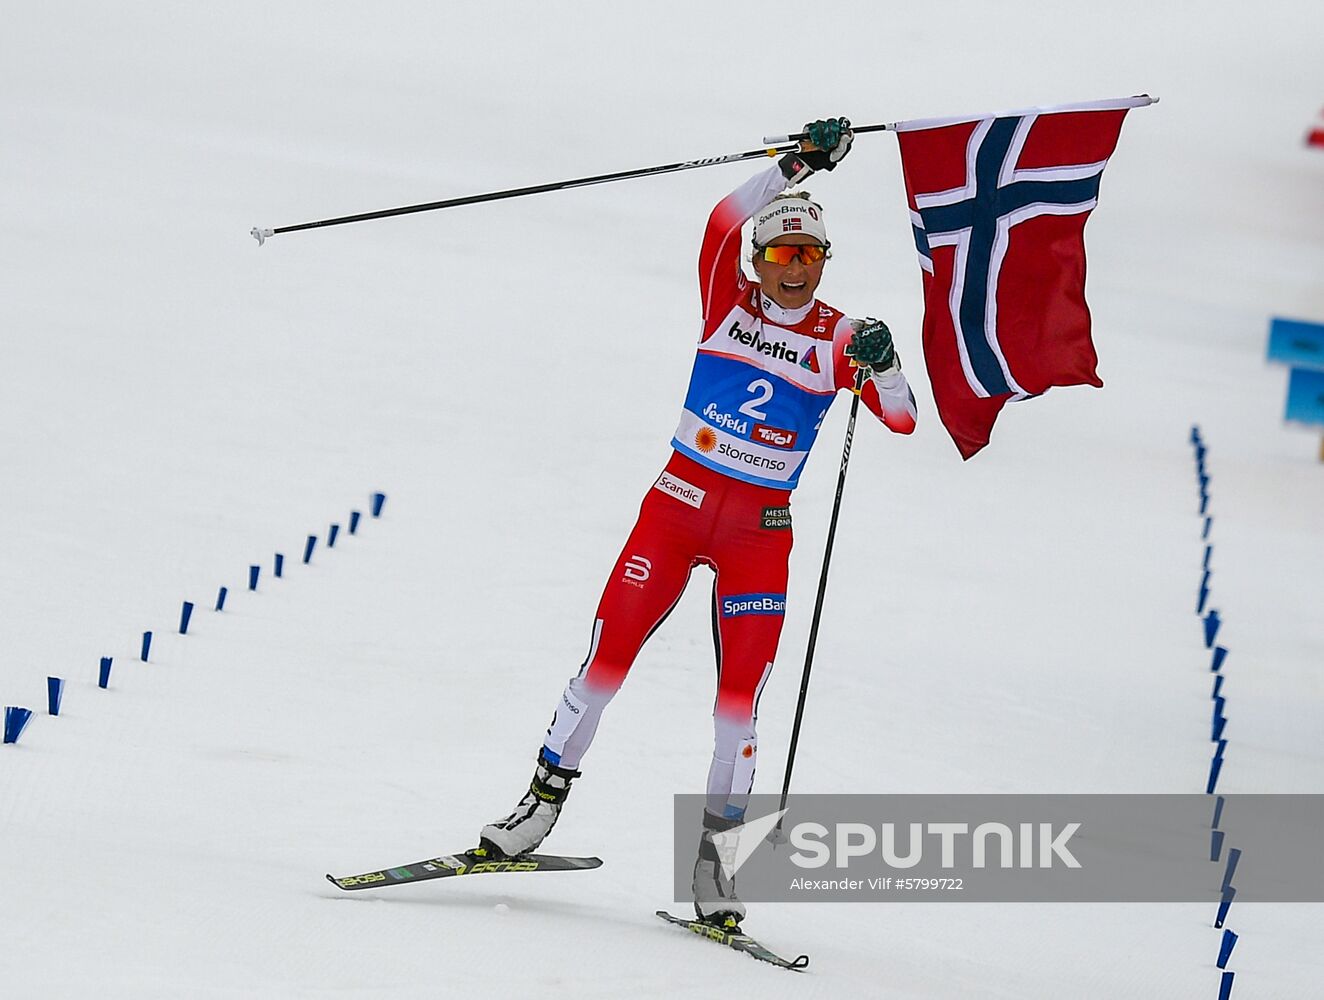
[783,217,803,232]
[894,96,1154,459]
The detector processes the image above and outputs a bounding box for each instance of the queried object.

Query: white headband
[751,197,828,247]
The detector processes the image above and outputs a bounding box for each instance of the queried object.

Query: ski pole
[761,122,895,144]
[251,142,800,245]
[775,367,867,831]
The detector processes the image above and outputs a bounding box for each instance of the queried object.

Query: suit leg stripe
[710,579,724,679]
[752,660,774,721]
[577,619,604,677]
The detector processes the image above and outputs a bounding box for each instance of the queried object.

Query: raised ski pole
[251,142,804,245]
[774,368,868,833]
[761,123,895,144]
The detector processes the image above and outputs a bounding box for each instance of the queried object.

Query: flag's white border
[890,94,1158,133]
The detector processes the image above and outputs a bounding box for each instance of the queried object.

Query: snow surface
[3,1,1323,997]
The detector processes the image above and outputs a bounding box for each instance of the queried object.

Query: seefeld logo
[702,402,748,436]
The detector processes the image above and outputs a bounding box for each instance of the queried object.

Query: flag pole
[763,94,1159,144]
[775,367,868,826]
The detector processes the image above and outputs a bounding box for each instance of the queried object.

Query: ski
[327,848,602,891]
[655,910,809,971]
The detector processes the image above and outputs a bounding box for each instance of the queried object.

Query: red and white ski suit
[541,164,916,820]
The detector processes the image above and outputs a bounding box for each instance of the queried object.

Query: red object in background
[1307,107,1324,148]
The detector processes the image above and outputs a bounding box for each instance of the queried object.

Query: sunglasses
[755,244,830,266]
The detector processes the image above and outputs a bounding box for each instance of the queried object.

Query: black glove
[846,318,899,376]
[779,117,853,185]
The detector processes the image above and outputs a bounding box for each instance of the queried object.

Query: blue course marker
[349,510,361,534]
[4,706,34,744]
[1190,424,1202,445]
[371,492,386,517]
[1218,970,1235,1000]
[328,523,340,548]
[1212,674,1224,699]
[1213,713,1228,742]
[1212,795,1225,829]
[141,631,153,662]
[1214,886,1236,928]
[1210,829,1225,862]
[216,586,228,612]
[1204,610,1222,649]
[1203,544,1213,570]
[1198,571,1211,614]
[304,535,317,564]
[1202,516,1212,540]
[249,565,260,591]
[1207,754,1224,795]
[1222,847,1242,891]
[275,553,285,578]
[99,657,113,689]
[179,601,195,635]
[47,677,65,716]
[1211,646,1228,672]
[1217,930,1239,970]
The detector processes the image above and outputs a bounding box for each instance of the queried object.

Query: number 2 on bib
[739,379,774,420]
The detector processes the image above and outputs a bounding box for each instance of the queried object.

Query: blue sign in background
[1285,367,1324,426]
[1267,317,1324,369]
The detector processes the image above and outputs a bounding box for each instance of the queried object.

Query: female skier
[479,118,917,926]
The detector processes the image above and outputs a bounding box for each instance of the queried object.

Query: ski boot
[479,750,580,858]
[692,811,746,927]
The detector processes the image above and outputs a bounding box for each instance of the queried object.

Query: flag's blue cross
[912,116,1103,397]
